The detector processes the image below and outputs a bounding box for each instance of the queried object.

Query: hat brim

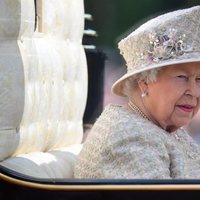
[111,57,200,97]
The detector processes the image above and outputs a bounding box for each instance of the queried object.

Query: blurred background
[83,0,200,141]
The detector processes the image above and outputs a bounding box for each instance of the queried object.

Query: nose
[186,78,200,98]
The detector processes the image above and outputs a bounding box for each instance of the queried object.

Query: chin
[173,119,192,128]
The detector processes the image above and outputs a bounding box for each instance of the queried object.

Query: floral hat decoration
[112,6,200,97]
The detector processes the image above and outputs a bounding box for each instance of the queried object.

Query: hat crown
[119,6,200,72]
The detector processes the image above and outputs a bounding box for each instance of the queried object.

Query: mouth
[176,104,195,113]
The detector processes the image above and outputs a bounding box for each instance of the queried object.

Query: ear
[137,80,148,94]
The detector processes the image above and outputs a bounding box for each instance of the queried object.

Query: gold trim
[1,173,200,191]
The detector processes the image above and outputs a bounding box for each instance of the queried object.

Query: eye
[196,77,200,82]
[177,75,188,80]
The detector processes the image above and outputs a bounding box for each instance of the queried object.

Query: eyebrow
[174,68,200,75]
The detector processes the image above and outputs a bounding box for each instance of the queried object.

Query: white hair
[122,68,160,97]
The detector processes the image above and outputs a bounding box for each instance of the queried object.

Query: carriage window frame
[34,0,43,32]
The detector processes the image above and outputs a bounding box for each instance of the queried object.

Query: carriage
[0,1,200,199]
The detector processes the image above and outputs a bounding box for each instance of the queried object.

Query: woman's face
[144,62,200,132]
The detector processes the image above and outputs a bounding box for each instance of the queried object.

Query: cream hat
[112,6,200,97]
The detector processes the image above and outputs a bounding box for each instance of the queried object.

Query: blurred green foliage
[84,0,200,47]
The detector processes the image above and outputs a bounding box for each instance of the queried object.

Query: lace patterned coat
[74,104,200,179]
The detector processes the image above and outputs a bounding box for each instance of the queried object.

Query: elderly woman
[74,6,200,179]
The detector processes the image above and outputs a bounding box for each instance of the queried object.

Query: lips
[176,104,195,113]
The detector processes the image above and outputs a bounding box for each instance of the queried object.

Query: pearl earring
[141,91,147,97]
[141,93,146,97]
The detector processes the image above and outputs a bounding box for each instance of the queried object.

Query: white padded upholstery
[1,144,82,178]
[0,0,87,178]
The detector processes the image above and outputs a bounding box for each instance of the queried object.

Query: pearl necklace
[128,100,149,120]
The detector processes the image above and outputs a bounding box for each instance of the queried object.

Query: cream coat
[74,104,200,179]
